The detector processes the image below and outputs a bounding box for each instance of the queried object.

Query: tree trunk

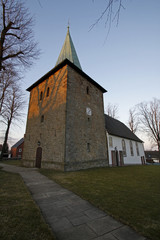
[0,119,11,159]
[0,88,5,113]
[158,143,160,163]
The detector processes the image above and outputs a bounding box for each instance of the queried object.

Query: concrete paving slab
[93,233,118,240]
[67,200,92,213]
[43,205,73,218]
[0,163,148,240]
[69,214,91,226]
[54,224,97,240]
[84,207,107,219]
[34,195,59,204]
[66,211,85,220]
[49,216,73,231]
[87,216,123,236]
[112,225,146,240]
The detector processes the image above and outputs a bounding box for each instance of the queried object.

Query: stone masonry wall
[65,66,108,171]
[23,65,68,170]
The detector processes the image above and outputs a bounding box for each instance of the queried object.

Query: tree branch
[2,2,6,29]
[0,0,40,72]
[90,0,125,33]
[6,32,20,39]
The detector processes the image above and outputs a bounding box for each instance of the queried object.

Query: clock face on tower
[86,107,92,116]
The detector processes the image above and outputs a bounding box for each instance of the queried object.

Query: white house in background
[104,115,145,166]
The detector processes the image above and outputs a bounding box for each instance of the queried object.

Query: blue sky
[1,0,160,149]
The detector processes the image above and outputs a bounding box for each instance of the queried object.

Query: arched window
[130,140,134,156]
[122,139,126,156]
[40,91,43,101]
[87,143,90,152]
[46,87,50,97]
[109,136,113,147]
[41,115,44,123]
[86,86,89,94]
[135,142,139,156]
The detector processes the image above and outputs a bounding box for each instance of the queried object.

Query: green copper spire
[56,27,82,70]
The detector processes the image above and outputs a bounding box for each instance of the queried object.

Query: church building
[22,27,109,171]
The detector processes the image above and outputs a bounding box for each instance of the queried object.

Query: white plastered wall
[106,132,145,166]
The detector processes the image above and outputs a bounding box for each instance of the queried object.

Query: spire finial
[67,18,70,31]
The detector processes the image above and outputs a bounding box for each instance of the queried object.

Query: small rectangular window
[86,86,89,94]
[40,91,43,101]
[87,143,90,152]
[41,115,44,122]
[46,87,50,97]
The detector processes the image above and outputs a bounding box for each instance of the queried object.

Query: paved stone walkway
[0,163,147,240]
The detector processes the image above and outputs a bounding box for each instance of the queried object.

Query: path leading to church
[0,163,147,240]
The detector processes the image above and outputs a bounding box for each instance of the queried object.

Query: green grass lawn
[0,169,55,240]
[40,165,160,240]
[1,159,23,166]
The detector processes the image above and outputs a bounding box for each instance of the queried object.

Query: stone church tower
[22,27,108,171]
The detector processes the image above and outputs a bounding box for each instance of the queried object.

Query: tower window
[41,115,44,123]
[87,143,90,152]
[86,86,89,94]
[46,87,50,97]
[40,91,43,101]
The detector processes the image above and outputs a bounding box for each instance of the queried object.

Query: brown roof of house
[145,151,160,159]
[26,59,107,93]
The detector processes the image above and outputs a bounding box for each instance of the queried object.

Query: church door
[111,151,116,166]
[115,150,119,166]
[141,156,145,165]
[35,147,42,168]
[119,151,124,166]
[112,150,121,166]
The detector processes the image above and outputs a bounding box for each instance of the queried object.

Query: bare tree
[90,0,125,33]
[0,67,19,114]
[0,83,25,158]
[105,103,118,119]
[0,0,39,72]
[138,98,160,161]
[128,107,139,133]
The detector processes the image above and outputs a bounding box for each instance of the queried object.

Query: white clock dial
[86,107,92,116]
